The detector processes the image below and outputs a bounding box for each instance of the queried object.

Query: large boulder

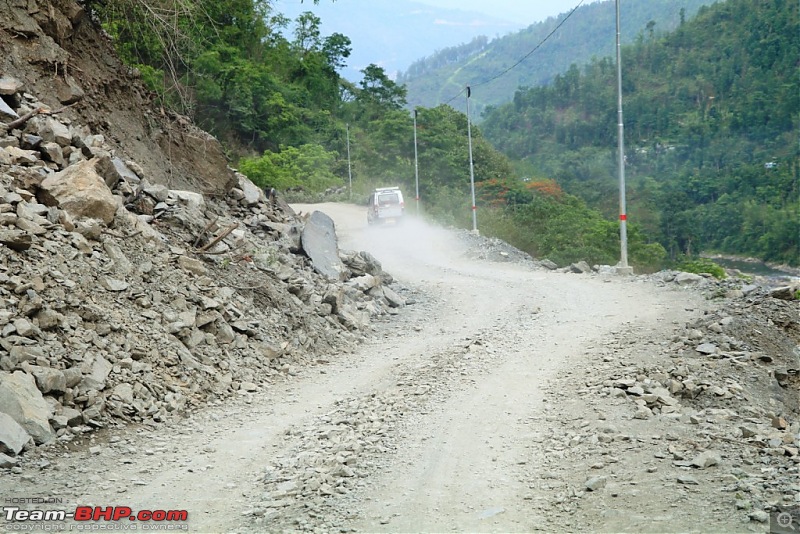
[301,211,346,281]
[37,158,118,224]
[0,371,54,445]
[237,172,265,206]
[675,272,706,285]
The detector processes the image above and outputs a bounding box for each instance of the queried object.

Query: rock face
[0,0,235,195]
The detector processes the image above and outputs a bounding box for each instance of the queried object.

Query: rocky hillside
[0,0,234,194]
[0,75,409,461]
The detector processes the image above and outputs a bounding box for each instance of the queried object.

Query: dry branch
[6,102,78,130]
[193,216,219,248]
[196,222,238,253]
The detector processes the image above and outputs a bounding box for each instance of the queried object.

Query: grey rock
[215,322,236,344]
[770,284,800,301]
[569,261,592,274]
[62,368,82,388]
[0,452,18,468]
[301,211,346,281]
[347,274,378,292]
[142,182,170,203]
[40,142,64,166]
[540,259,558,270]
[382,286,405,308]
[237,173,265,206]
[690,450,721,469]
[38,158,118,224]
[103,242,133,275]
[4,146,38,165]
[677,475,699,485]
[21,134,42,150]
[29,367,66,394]
[695,343,718,355]
[101,278,129,292]
[88,355,112,389]
[60,407,83,427]
[740,426,757,439]
[0,76,24,96]
[748,511,769,523]
[32,117,71,147]
[15,217,47,236]
[5,346,45,370]
[177,256,207,276]
[111,383,134,404]
[585,476,607,491]
[0,371,54,444]
[111,157,141,185]
[56,75,84,104]
[0,229,32,251]
[13,318,35,337]
[0,97,18,122]
[675,272,705,285]
[0,412,31,454]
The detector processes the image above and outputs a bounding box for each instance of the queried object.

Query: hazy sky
[280,0,603,28]
[418,0,602,25]
[273,0,605,79]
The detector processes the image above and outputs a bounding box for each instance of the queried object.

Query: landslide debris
[0,80,408,464]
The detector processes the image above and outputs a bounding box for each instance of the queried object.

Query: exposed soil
[1,0,235,195]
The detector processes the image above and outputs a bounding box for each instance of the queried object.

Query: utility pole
[346,123,353,201]
[413,109,420,216]
[466,86,478,234]
[615,0,631,273]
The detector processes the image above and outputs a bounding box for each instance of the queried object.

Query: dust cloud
[292,203,469,280]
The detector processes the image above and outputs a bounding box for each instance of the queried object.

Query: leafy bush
[238,144,342,193]
[676,257,727,279]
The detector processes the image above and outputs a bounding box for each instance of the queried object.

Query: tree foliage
[481,0,799,265]
[88,0,794,270]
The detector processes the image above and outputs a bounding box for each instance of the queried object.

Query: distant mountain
[479,0,798,265]
[272,0,526,81]
[398,0,717,117]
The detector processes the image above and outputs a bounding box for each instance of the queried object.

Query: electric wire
[441,0,585,107]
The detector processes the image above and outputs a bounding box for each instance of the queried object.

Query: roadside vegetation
[87,0,797,269]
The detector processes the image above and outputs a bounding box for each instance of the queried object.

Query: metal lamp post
[615,0,631,273]
[346,123,353,201]
[466,86,478,234]
[413,109,420,215]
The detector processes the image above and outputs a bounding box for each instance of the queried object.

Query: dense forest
[481,0,799,265]
[87,0,797,269]
[398,0,716,118]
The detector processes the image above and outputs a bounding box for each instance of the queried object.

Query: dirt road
[3,203,710,533]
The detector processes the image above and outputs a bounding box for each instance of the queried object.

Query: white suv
[367,187,405,225]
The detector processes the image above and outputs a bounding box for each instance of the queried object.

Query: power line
[441,0,585,106]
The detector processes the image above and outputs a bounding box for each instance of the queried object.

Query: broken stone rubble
[0,81,408,459]
[542,288,800,528]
